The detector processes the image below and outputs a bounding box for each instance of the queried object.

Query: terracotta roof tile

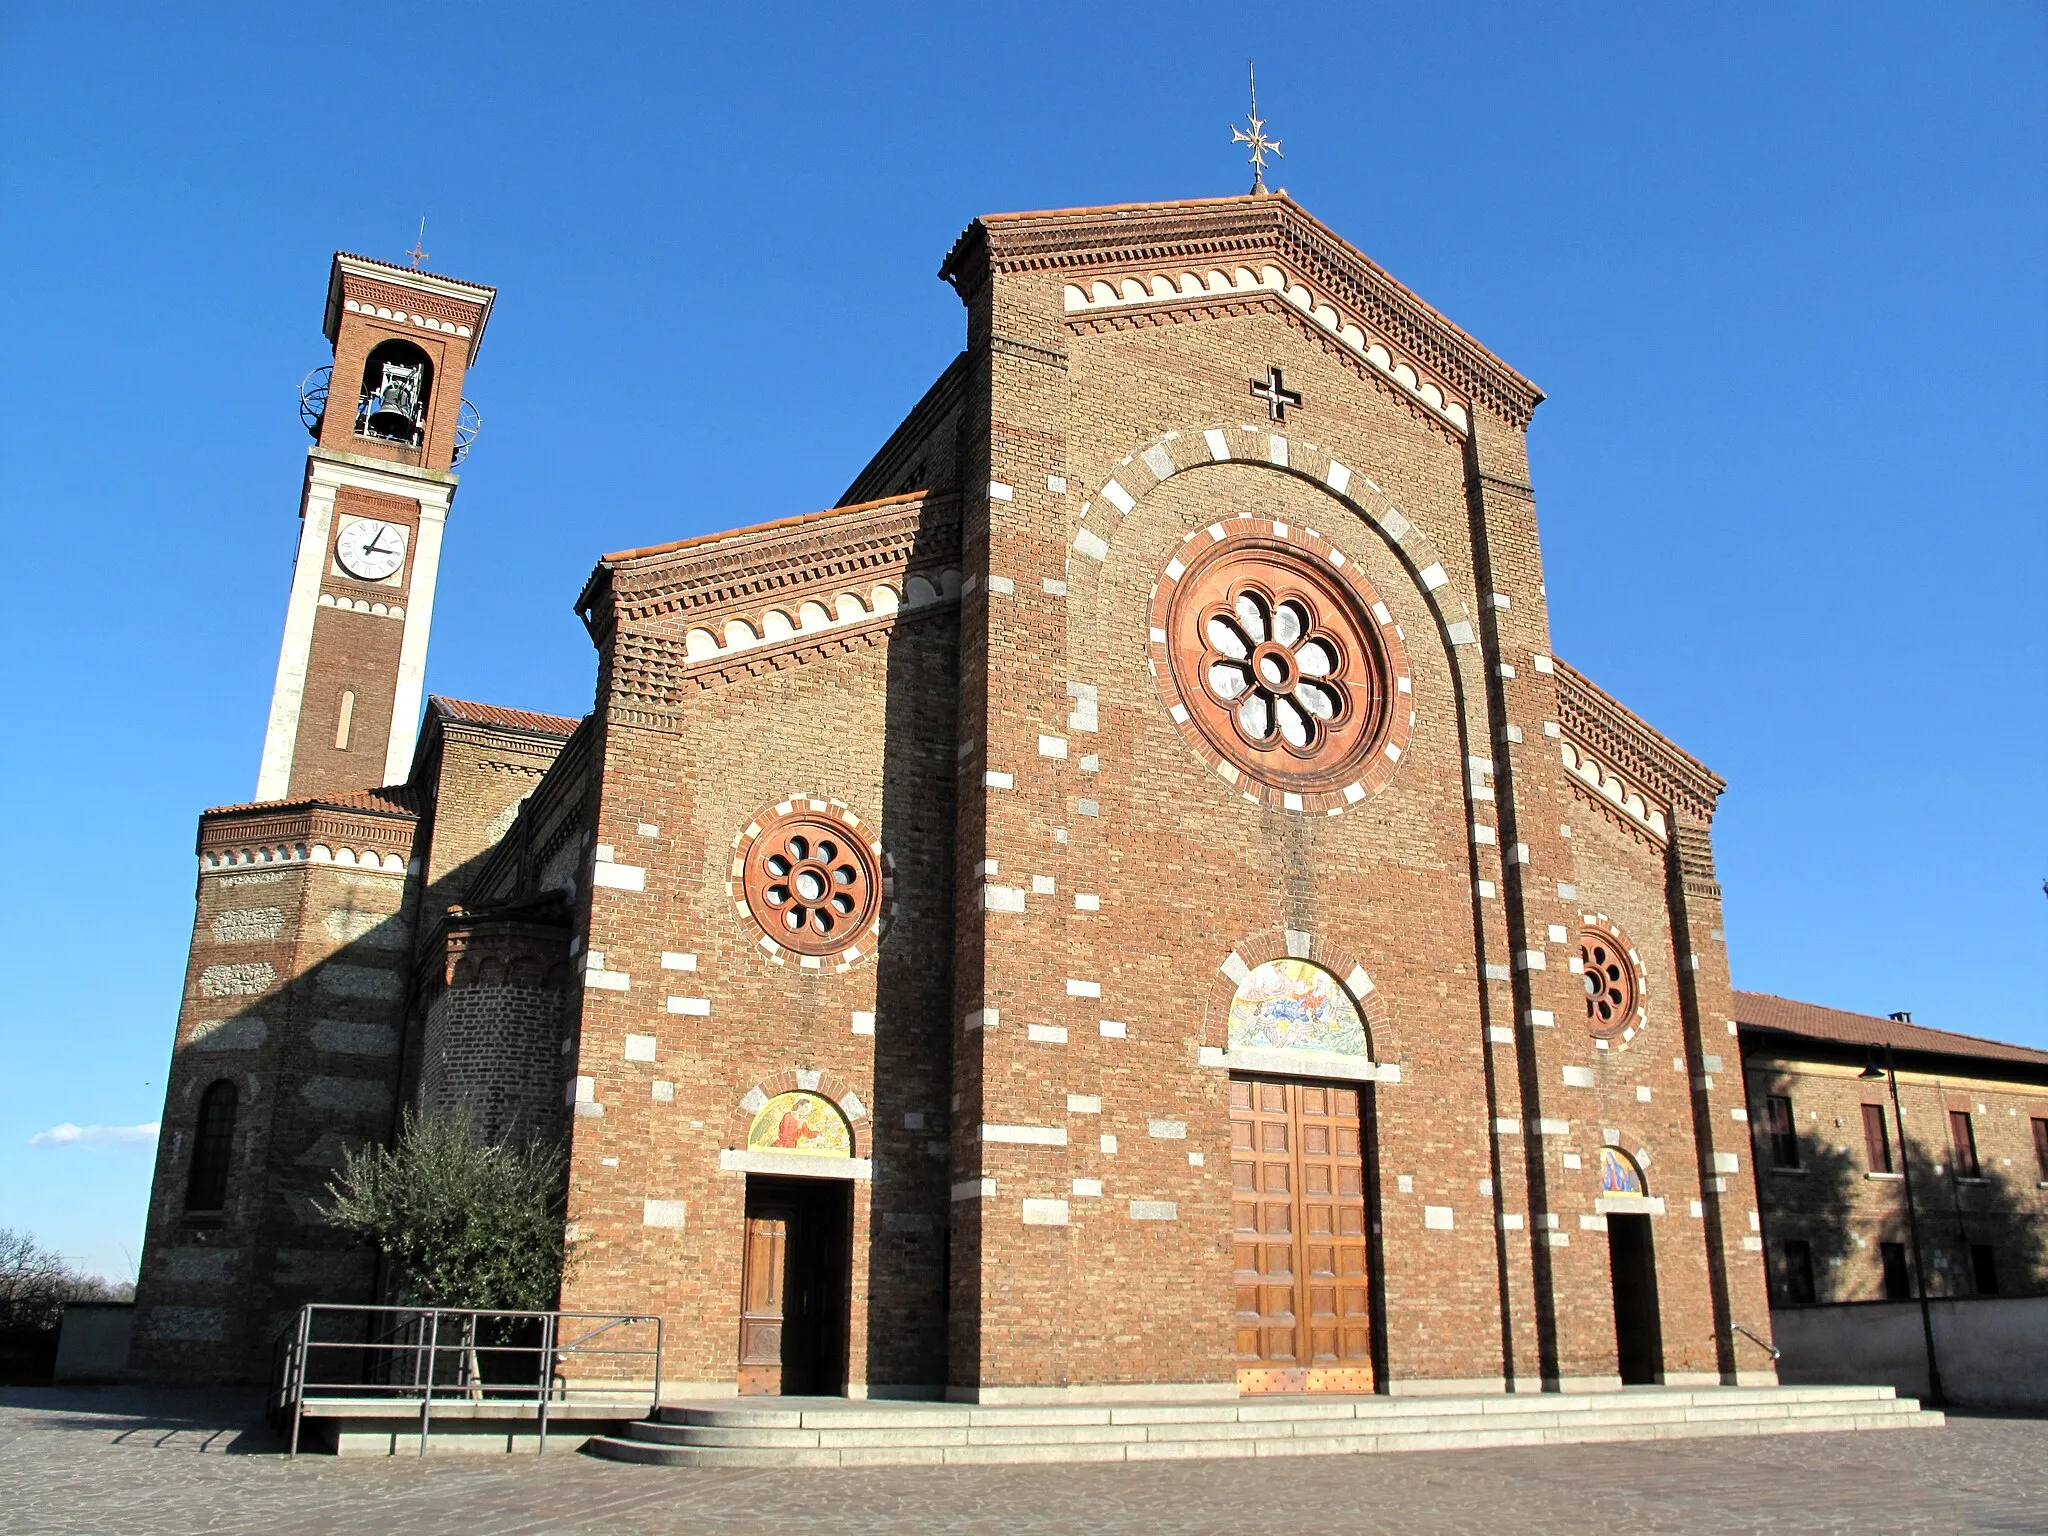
[429,696,584,737]
[600,491,927,565]
[1735,990,2048,1069]
[202,785,421,819]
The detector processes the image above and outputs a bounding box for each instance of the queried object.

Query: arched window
[185,1079,237,1211]
[355,339,434,446]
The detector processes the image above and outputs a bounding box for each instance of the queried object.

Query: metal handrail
[1730,1321,1782,1361]
[271,1304,662,1459]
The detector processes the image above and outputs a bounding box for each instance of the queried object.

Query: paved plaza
[1,1387,2042,1534]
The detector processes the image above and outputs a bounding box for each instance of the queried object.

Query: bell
[364,362,422,440]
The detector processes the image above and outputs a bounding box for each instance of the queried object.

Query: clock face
[334,518,408,582]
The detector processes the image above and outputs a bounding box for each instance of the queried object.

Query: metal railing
[270,1304,662,1458]
[1729,1321,1782,1361]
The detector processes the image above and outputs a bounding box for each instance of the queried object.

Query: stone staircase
[586,1383,1940,1467]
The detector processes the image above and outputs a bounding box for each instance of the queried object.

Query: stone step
[663,1392,1908,1441]
[586,1400,1941,1468]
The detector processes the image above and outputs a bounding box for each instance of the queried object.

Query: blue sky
[1,3,2042,1281]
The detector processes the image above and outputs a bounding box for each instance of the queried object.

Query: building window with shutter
[1862,1103,1893,1174]
[1949,1110,1981,1179]
[185,1079,237,1212]
[1879,1241,1911,1300]
[1764,1094,1800,1170]
[1781,1238,1817,1304]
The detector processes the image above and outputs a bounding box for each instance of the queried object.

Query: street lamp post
[1862,1042,1943,1406]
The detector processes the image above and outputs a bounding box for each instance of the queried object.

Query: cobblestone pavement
[2,1388,2042,1534]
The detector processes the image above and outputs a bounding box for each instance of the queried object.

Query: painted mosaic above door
[1227,958,1369,1057]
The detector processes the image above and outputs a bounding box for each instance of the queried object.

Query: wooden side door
[1231,1075,1375,1393]
[737,1215,787,1395]
[1297,1083,1374,1390]
[1232,1078,1303,1374]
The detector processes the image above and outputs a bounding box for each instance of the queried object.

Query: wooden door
[1231,1076,1375,1393]
[737,1215,787,1395]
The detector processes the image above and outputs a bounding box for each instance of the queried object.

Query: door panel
[737,1216,787,1395]
[1231,1075,1376,1393]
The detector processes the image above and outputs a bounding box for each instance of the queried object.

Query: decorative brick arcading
[1553,659,1724,825]
[942,193,1544,429]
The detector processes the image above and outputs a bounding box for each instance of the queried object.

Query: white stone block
[1099,1019,1127,1038]
[666,996,710,1016]
[586,971,630,992]
[592,861,646,892]
[1424,1206,1455,1230]
[1023,1198,1071,1226]
[1075,893,1100,911]
[1067,1095,1101,1114]
[1066,977,1101,998]
[623,1034,657,1063]
[1038,735,1068,759]
[1147,1119,1187,1140]
[660,951,697,971]
[1072,1178,1103,1198]
[851,1010,875,1035]
[1130,1201,1178,1221]
[643,1199,687,1229]
[1027,1024,1069,1043]
[1562,1065,1595,1088]
[651,1080,674,1101]
[983,884,1026,913]
[982,1123,1067,1146]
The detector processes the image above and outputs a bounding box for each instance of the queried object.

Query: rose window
[1579,919,1645,1039]
[733,801,887,966]
[1149,519,1413,813]
[1202,588,1351,756]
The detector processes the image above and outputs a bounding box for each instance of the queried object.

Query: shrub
[320,1112,570,1311]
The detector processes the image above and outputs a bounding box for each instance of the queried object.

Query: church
[129,187,1785,1405]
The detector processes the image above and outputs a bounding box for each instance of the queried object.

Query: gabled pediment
[943,193,1543,433]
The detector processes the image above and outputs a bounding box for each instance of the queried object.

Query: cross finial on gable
[406,217,430,270]
[1230,60,1282,195]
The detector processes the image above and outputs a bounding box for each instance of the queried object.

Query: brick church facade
[131,192,1784,1401]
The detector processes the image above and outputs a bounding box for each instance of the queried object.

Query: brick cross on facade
[1250,366,1302,422]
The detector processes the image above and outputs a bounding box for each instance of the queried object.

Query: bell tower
[254,253,495,801]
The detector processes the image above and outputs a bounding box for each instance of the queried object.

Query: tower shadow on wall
[1759,1110,2047,1307]
[863,497,962,1397]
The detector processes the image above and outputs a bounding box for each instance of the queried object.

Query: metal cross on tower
[1250,366,1302,423]
[1230,60,1282,194]
[407,217,430,270]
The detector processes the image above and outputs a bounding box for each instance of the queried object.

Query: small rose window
[1579,919,1646,1039]
[735,802,886,965]
[1150,520,1413,813]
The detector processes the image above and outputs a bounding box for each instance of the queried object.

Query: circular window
[1579,917,1647,1039]
[1148,519,1412,813]
[731,799,888,969]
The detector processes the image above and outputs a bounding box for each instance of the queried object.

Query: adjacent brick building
[1739,994,2048,1309]
[137,192,1806,1400]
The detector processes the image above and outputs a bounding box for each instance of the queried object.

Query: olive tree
[321,1112,570,1311]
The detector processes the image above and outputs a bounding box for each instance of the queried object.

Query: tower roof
[324,252,497,362]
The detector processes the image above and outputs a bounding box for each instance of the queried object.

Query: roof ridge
[1734,988,2048,1067]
